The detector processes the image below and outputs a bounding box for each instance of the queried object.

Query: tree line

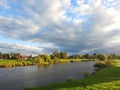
[0,50,120,61]
[69,53,120,60]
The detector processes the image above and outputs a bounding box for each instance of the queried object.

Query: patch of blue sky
[71,0,89,6]
[76,14,91,20]
[65,11,77,21]
[0,35,39,47]
[102,0,117,8]
[0,1,27,19]
[71,0,78,7]
[84,0,89,4]
[66,2,91,22]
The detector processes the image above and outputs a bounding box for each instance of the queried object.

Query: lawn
[25,60,120,90]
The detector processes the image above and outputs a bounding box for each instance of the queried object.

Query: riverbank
[0,59,93,68]
[0,61,95,90]
[25,60,120,90]
[0,60,37,67]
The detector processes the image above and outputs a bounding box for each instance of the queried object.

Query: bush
[66,76,74,82]
[94,61,106,69]
[83,71,90,78]
[94,60,114,69]
[105,60,114,67]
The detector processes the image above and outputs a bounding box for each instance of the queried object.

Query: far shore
[0,59,96,68]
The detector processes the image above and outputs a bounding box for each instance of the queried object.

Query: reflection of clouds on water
[0,62,95,90]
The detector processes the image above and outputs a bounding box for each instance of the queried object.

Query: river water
[0,61,95,90]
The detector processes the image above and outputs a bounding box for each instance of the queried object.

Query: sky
[0,0,120,55]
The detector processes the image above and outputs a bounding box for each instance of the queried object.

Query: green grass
[25,60,120,90]
[0,59,90,67]
[59,59,81,63]
[0,60,37,67]
[52,59,92,63]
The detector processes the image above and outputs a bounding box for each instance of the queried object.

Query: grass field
[25,60,120,90]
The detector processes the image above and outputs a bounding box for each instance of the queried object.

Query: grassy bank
[0,60,37,68]
[25,60,120,90]
[0,59,89,68]
[50,59,93,63]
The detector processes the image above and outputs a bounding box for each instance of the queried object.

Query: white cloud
[0,0,10,9]
[73,4,91,15]
[0,43,43,55]
[0,0,120,54]
[0,16,39,39]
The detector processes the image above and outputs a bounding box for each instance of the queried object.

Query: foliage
[43,54,51,62]
[104,60,114,67]
[94,60,114,69]
[1,51,120,61]
[60,52,68,59]
[0,60,37,68]
[94,61,106,69]
[66,77,74,82]
[36,55,44,65]
[28,55,33,60]
[83,71,90,78]
[53,50,60,58]
[53,57,60,64]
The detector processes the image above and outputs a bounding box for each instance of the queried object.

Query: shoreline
[0,59,95,68]
[24,60,120,90]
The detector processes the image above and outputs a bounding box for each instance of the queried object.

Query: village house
[15,54,28,60]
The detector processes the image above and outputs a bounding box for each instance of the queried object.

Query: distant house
[15,54,28,60]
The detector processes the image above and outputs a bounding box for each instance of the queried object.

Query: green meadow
[25,60,120,90]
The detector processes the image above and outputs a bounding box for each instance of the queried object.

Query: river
[0,61,95,90]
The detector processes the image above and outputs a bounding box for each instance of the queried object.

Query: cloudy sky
[0,0,120,55]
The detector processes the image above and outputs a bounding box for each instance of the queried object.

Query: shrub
[94,61,106,69]
[94,60,114,69]
[83,71,90,78]
[66,76,74,82]
[105,60,114,67]
[92,71,97,75]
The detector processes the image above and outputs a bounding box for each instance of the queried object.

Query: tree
[0,52,2,59]
[93,53,98,59]
[60,52,68,59]
[83,53,90,59]
[36,55,44,64]
[10,53,16,59]
[43,54,51,62]
[2,53,10,60]
[53,56,60,63]
[53,50,60,58]
[103,54,108,60]
[110,53,117,59]
[97,54,108,61]
[28,55,33,60]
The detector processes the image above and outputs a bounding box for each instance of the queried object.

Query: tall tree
[53,50,60,58]
[28,55,33,60]
[60,52,68,59]
[93,53,98,59]
[43,54,51,62]
[97,54,108,61]
[83,53,90,59]
[36,55,44,64]
[0,52,2,59]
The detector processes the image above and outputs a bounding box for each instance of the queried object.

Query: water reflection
[0,61,95,90]
[38,64,50,68]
